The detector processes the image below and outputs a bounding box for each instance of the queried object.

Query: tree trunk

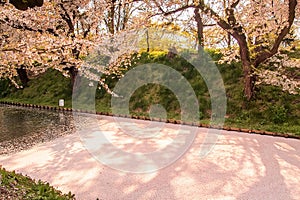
[223,0,231,48]
[239,44,255,101]
[242,62,255,101]
[16,65,29,87]
[227,33,231,48]
[107,0,116,34]
[63,66,78,87]
[146,29,150,52]
[194,7,204,50]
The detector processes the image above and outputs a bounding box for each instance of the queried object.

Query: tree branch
[153,0,165,13]
[58,3,75,37]
[0,16,59,37]
[9,0,43,11]
[162,4,194,16]
[230,0,240,9]
[254,0,297,67]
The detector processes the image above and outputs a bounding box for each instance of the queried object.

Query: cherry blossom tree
[0,0,108,86]
[202,0,298,100]
[147,0,299,100]
[0,0,149,89]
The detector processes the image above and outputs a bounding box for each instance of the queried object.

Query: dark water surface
[0,104,73,143]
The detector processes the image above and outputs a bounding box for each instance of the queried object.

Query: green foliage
[2,69,72,107]
[0,167,75,199]
[26,181,75,200]
[0,79,16,98]
[267,105,288,124]
[128,83,182,119]
[204,48,223,61]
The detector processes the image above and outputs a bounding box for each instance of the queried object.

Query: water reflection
[0,105,73,143]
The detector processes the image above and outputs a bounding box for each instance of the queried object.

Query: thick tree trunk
[60,66,79,93]
[63,66,78,87]
[242,62,255,101]
[232,40,256,101]
[238,38,255,101]
[16,65,29,87]
[69,66,78,87]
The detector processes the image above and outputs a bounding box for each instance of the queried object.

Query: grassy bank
[0,50,299,135]
[0,167,75,199]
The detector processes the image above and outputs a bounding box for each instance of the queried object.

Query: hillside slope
[0,51,299,135]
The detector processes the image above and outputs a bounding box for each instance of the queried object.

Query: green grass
[1,69,73,108]
[0,167,75,199]
[0,50,299,135]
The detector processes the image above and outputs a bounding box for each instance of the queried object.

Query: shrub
[268,105,288,124]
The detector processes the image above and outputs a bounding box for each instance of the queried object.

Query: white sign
[59,99,64,107]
